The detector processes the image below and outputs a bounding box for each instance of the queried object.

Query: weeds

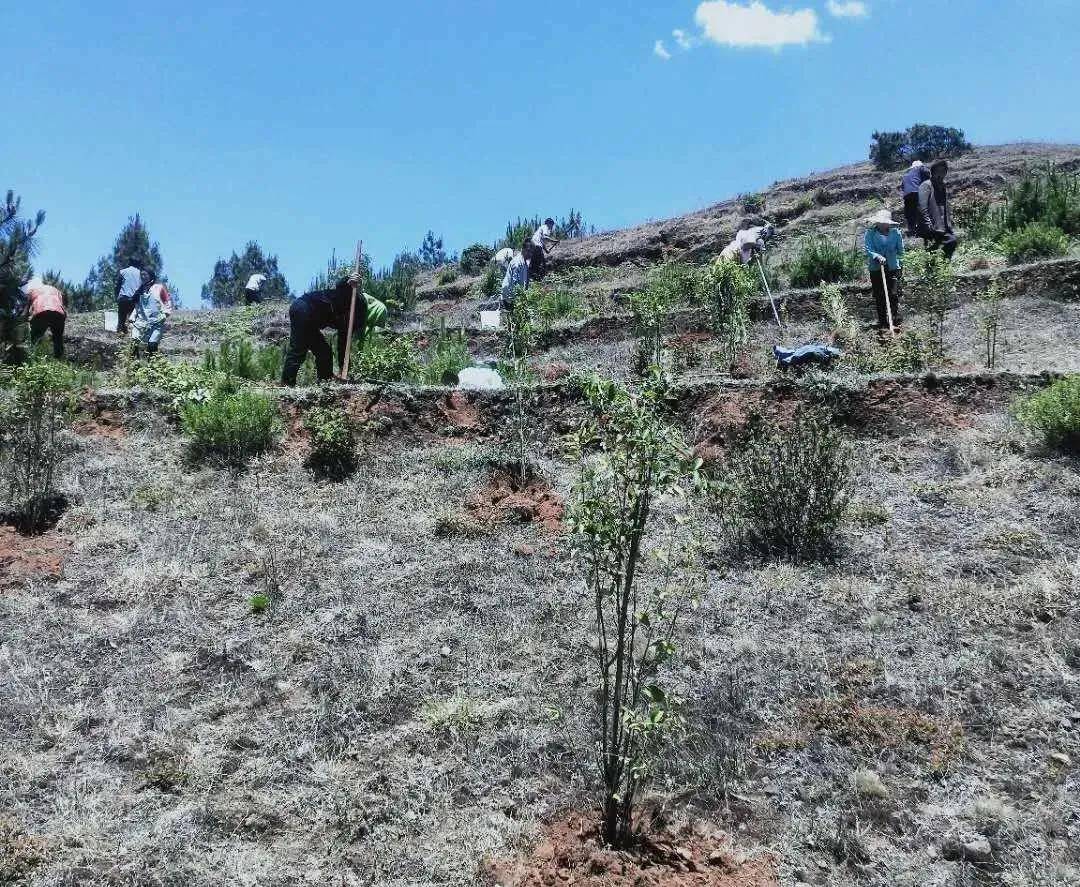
[305,404,358,479]
[723,410,852,562]
[421,322,471,385]
[705,259,754,366]
[180,389,279,467]
[630,264,695,374]
[998,222,1070,264]
[568,371,704,848]
[504,289,537,484]
[907,249,955,360]
[0,360,76,533]
[203,333,283,381]
[1015,376,1080,455]
[352,333,423,383]
[787,237,863,288]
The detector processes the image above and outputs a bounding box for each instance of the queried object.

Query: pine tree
[201,242,291,308]
[1,191,44,362]
[84,214,179,308]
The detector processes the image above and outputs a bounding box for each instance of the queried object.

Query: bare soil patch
[486,812,778,887]
[0,525,69,588]
[466,468,566,533]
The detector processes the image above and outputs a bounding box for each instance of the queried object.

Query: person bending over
[281,275,367,386]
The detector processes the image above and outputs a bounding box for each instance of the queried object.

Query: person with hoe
[527,218,559,281]
[864,209,905,333]
[281,271,367,386]
[115,265,150,335]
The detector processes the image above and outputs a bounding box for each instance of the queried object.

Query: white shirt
[531,222,555,248]
[246,273,268,292]
[721,227,765,264]
[118,266,143,300]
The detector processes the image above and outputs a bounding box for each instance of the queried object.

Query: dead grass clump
[800,695,964,768]
[0,817,45,884]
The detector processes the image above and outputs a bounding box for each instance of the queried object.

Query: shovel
[341,240,363,380]
[755,257,784,333]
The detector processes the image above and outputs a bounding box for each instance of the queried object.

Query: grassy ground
[2,377,1078,886]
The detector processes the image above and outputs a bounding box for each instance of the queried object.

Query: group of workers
[717,157,960,332]
[497,219,561,306]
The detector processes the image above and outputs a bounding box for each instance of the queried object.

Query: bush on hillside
[460,244,495,276]
[305,405,358,479]
[0,361,77,533]
[998,222,1070,265]
[203,334,283,382]
[1015,376,1080,455]
[787,238,863,288]
[870,124,972,171]
[422,325,471,385]
[181,389,278,467]
[998,164,1080,236]
[725,411,852,562]
[352,333,422,383]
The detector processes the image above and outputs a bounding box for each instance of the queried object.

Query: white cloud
[826,0,868,18]
[693,1,827,49]
[653,40,672,60]
[672,28,696,50]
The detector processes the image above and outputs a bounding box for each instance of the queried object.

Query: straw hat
[867,210,900,227]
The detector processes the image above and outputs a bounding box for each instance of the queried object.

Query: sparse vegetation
[0,360,76,533]
[787,237,863,288]
[180,388,279,466]
[1015,375,1080,454]
[569,373,703,848]
[724,411,852,562]
[705,258,754,366]
[906,249,955,359]
[976,278,1005,369]
[421,323,471,385]
[998,222,1070,264]
[305,404,358,479]
[203,333,283,381]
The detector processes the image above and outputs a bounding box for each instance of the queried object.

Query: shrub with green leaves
[435,265,459,286]
[998,164,1080,237]
[532,285,585,325]
[180,389,278,466]
[422,325,471,385]
[787,238,863,288]
[705,259,755,365]
[351,333,422,383]
[1015,376,1080,455]
[725,411,852,562]
[906,249,955,359]
[997,222,1070,265]
[459,244,495,276]
[203,334,283,382]
[0,361,77,533]
[305,404,358,478]
[631,264,700,373]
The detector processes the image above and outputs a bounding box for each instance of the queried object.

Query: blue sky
[6,0,1079,305]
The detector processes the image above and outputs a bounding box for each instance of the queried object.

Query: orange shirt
[26,284,66,317]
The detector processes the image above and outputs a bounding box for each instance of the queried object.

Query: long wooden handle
[341,240,362,379]
[881,264,896,338]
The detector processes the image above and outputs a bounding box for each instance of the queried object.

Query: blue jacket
[864,228,905,272]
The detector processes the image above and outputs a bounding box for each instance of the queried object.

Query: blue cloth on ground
[774,343,843,368]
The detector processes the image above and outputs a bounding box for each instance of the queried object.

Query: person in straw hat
[864,209,905,331]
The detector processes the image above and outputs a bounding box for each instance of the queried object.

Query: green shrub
[435,265,459,286]
[250,593,270,614]
[726,411,852,561]
[906,249,955,359]
[305,404,357,479]
[0,361,77,533]
[534,286,585,324]
[180,389,278,466]
[706,259,755,365]
[999,164,1080,237]
[422,325,471,385]
[741,192,766,214]
[787,238,863,288]
[479,265,499,301]
[352,333,422,382]
[203,334,282,381]
[1015,376,1080,454]
[460,244,495,276]
[998,222,1070,265]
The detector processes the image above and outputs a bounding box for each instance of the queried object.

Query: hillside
[3,144,1080,887]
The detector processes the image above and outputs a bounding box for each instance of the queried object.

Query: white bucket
[103,311,119,332]
[479,310,502,330]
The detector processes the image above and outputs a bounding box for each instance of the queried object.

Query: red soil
[486,813,778,887]
[440,392,481,429]
[466,470,565,533]
[0,526,69,588]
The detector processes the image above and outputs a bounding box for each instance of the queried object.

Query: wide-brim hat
[867,210,900,227]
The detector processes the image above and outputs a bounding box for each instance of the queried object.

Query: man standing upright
[918,160,959,258]
[115,265,149,334]
[900,161,930,235]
